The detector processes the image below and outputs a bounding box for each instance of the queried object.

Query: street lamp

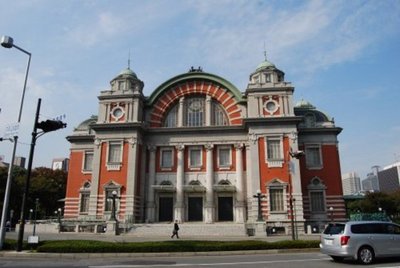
[253,190,265,222]
[32,198,38,236]
[329,206,334,222]
[0,35,31,250]
[108,190,120,235]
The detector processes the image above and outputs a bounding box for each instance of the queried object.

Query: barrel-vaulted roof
[147,71,245,106]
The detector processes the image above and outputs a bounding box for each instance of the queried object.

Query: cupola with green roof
[110,64,144,94]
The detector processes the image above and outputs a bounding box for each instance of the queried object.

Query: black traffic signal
[36,120,67,133]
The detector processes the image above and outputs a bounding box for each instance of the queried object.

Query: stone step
[127,223,248,237]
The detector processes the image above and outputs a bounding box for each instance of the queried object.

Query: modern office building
[362,172,380,192]
[52,158,69,171]
[342,172,361,195]
[65,57,345,234]
[377,162,400,193]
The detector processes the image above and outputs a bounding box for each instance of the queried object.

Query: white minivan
[320,221,400,264]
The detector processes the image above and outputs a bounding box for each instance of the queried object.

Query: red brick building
[65,58,345,234]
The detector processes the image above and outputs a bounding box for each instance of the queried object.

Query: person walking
[171,220,180,238]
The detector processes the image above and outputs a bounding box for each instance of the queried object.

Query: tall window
[308,177,327,213]
[218,147,231,167]
[186,98,205,126]
[79,182,91,213]
[305,145,322,168]
[108,142,122,163]
[160,148,173,168]
[270,188,284,212]
[189,147,202,168]
[83,151,93,171]
[163,105,177,127]
[80,192,90,213]
[212,101,229,126]
[104,189,114,212]
[310,191,324,212]
[266,137,283,160]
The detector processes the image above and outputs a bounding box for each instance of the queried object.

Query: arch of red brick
[150,80,243,127]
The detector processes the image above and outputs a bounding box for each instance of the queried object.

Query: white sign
[4,123,19,138]
[27,235,39,244]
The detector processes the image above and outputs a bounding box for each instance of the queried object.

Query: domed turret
[248,54,285,85]
[110,66,144,93]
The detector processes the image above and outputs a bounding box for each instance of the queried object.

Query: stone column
[205,95,212,126]
[146,145,156,222]
[204,144,214,223]
[234,143,245,223]
[125,137,137,221]
[88,138,102,218]
[177,97,184,127]
[175,144,185,222]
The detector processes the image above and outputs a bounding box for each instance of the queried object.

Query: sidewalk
[2,230,320,243]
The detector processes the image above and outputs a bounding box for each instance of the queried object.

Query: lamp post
[32,198,38,236]
[16,98,66,251]
[109,190,120,235]
[329,206,334,222]
[253,190,265,222]
[0,35,31,250]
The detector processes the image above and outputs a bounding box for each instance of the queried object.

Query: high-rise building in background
[52,158,69,171]
[377,162,400,193]
[342,172,361,195]
[362,172,380,192]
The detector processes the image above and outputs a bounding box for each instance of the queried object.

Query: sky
[0,0,399,180]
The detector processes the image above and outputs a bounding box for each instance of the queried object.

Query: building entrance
[158,197,173,222]
[218,196,233,221]
[188,197,203,221]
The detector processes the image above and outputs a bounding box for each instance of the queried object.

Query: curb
[0,248,319,259]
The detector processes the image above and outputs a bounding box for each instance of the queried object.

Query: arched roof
[147,71,244,106]
[75,115,97,131]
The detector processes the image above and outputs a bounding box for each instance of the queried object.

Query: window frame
[218,146,231,169]
[160,147,174,170]
[188,146,203,169]
[265,136,284,167]
[106,141,123,171]
[305,144,323,169]
[82,150,94,173]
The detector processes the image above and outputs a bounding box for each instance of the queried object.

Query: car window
[352,223,385,234]
[323,223,345,235]
[386,224,400,235]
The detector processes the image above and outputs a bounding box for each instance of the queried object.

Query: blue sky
[0,0,399,179]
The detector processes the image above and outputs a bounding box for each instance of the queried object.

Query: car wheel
[357,246,374,265]
[330,256,344,262]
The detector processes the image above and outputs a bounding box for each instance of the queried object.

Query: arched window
[308,177,327,212]
[212,101,229,126]
[162,96,230,127]
[185,97,205,126]
[163,104,178,127]
[79,181,91,213]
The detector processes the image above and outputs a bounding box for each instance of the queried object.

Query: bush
[35,239,320,253]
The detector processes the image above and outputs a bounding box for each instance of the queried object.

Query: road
[1,252,400,268]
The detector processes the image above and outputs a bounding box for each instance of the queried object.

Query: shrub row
[33,239,320,253]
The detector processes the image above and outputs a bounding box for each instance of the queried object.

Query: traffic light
[36,120,67,133]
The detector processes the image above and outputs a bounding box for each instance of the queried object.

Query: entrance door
[218,196,233,221]
[188,197,203,221]
[158,197,173,222]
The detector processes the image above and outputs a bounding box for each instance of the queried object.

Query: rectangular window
[80,192,90,213]
[189,147,202,168]
[305,145,322,168]
[83,151,93,171]
[267,140,281,160]
[161,148,173,168]
[265,73,271,82]
[270,188,284,212]
[218,147,231,167]
[310,191,324,212]
[118,81,125,90]
[108,142,122,163]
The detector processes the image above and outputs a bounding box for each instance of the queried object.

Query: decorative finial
[128,49,131,70]
[263,42,267,61]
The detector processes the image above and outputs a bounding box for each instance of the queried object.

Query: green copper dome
[256,59,275,71]
[118,67,137,78]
